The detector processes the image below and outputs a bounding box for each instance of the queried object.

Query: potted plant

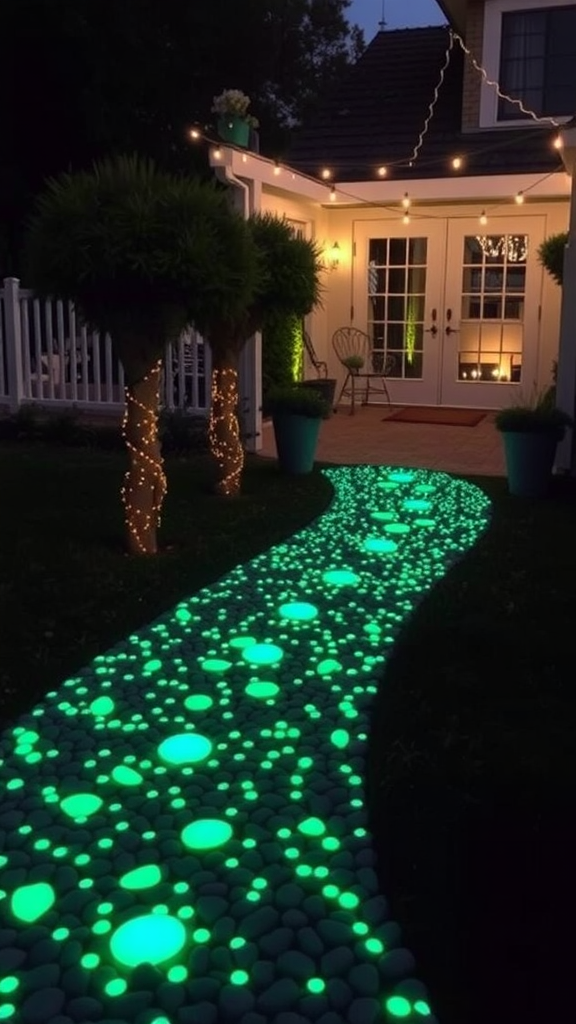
[495,392,573,497]
[212,89,259,148]
[268,384,330,474]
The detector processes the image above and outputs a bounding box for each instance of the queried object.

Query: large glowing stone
[158,733,212,765]
[181,818,233,851]
[318,658,342,675]
[112,765,143,786]
[242,643,284,666]
[363,538,398,554]
[330,728,350,749]
[120,864,162,891]
[185,694,214,712]
[110,914,185,968]
[201,658,232,673]
[322,569,360,586]
[387,471,415,483]
[90,696,115,716]
[245,681,280,699]
[370,511,395,522]
[61,793,103,820]
[11,881,55,923]
[229,636,257,649]
[385,995,412,1018]
[403,499,432,512]
[144,659,162,673]
[384,523,410,535]
[298,817,326,837]
[278,601,319,622]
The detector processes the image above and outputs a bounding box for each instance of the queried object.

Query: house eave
[436,0,467,34]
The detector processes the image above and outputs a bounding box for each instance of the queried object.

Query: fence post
[3,277,24,412]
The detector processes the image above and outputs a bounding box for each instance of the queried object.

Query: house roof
[286,27,562,184]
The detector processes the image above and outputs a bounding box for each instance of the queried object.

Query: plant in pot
[495,392,573,497]
[268,384,330,474]
[212,89,259,148]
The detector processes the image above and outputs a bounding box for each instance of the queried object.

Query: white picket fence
[0,278,212,416]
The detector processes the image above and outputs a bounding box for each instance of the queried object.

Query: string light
[273,162,281,176]
[409,29,455,164]
[121,361,167,556]
[321,168,332,180]
[553,135,563,150]
[515,190,524,204]
[402,193,411,209]
[189,128,201,140]
[452,156,463,170]
[329,186,336,202]
[377,166,388,177]
[402,213,410,225]
[208,366,244,497]
[479,210,488,226]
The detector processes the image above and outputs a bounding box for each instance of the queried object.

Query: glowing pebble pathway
[0,465,490,1024]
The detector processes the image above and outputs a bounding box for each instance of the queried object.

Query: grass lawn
[1,441,575,1024]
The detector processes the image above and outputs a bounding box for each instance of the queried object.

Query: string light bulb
[213,147,222,159]
[121,361,167,555]
[553,135,563,150]
[329,186,336,202]
[189,128,201,140]
[515,191,524,204]
[402,193,411,209]
[321,168,332,180]
[452,156,463,170]
[479,210,488,226]
[273,162,281,176]
[403,213,410,225]
[377,166,388,177]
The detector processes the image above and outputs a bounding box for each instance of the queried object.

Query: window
[498,6,576,119]
[367,237,427,380]
[479,0,576,127]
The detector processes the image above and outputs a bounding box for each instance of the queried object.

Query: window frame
[478,0,576,128]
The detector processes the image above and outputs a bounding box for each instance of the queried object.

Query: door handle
[425,308,438,335]
[445,307,459,335]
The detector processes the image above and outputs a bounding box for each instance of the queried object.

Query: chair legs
[336,371,358,415]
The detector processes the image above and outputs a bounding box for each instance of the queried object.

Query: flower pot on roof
[268,385,330,474]
[212,89,259,148]
[495,392,573,497]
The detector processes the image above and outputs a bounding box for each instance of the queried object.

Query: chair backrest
[332,327,371,368]
[303,330,328,378]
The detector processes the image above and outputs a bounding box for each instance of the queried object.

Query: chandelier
[475,234,528,263]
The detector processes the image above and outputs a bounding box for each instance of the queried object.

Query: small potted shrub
[212,89,259,148]
[268,384,330,474]
[495,393,573,497]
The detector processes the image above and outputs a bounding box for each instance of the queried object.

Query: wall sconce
[328,241,341,269]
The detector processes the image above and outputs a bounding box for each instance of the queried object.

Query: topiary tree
[198,213,323,497]
[538,231,568,286]
[24,154,258,554]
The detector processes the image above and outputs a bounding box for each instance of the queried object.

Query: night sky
[349,0,445,38]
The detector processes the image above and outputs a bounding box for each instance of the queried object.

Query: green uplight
[60,793,103,820]
[11,881,55,923]
[89,695,115,716]
[307,978,326,994]
[242,643,284,666]
[298,817,326,838]
[278,601,319,621]
[158,733,212,765]
[330,728,350,749]
[364,538,398,553]
[414,1001,432,1016]
[322,569,360,586]
[120,864,162,890]
[112,764,143,786]
[245,681,280,699]
[181,818,233,851]
[110,914,186,968]
[386,995,412,1018]
[184,694,214,711]
[231,970,249,985]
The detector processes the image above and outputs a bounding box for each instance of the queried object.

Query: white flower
[212,89,259,128]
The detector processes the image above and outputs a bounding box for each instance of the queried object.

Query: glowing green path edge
[0,465,491,1024]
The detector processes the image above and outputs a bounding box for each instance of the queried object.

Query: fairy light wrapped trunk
[121,358,167,555]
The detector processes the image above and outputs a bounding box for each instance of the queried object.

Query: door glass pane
[367,237,428,380]
[458,234,528,383]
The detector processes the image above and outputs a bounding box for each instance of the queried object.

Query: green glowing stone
[0,978,18,995]
[110,914,186,968]
[364,538,398,553]
[81,953,100,969]
[242,643,284,666]
[386,996,412,1018]
[185,694,214,711]
[112,765,143,786]
[11,881,55,923]
[105,978,127,996]
[278,601,319,621]
[61,793,103,820]
[370,511,395,521]
[366,937,384,953]
[90,696,115,716]
[231,969,249,985]
[324,569,361,586]
[120,864,162,890]
[307,978,326,994]
[388,471,415,483]
[414,1001,432,1016]
[330,728,350,749]
[202,658,232,673]
[229,636,257,649]
[158,733,212,765]
[415,518,436,527]
[17,730,39,744]
[168,966,188,984]
[385,523,410,535]
[298,817,326,838]
[144,659,162,672]
[176,607,192,623]
[193,927,211,943]
[338,892,359,909]
[182,818,233,851]
[0,1005,15,1019]
[403,499,432,511]
[245,681,280,699]
[317,659,342,675]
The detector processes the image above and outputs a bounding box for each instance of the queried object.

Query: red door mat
[385,407,487,427]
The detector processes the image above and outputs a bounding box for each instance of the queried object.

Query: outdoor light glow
[0,466,490,1023]
[110,914,186,967]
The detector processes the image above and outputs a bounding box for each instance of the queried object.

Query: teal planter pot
[217,116,250,147]
[272,413,322,474]
[501,430,559,497]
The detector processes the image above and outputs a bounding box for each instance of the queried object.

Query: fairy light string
[121,360,167,554]
[409,29,455,165]
[208,366,244,497]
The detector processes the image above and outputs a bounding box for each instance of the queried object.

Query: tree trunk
[208,346,244,497]
[122,359,166,555]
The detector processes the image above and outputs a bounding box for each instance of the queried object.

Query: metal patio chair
[303,329,328,378]
[332,326,392,414]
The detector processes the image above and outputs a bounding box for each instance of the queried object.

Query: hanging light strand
[409,30,455,164]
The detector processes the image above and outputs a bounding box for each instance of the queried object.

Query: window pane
[387,296,405,320]
[408,238,427,265]
[369,239,387,264]
[389,238,407,265]
[404,352,423,379]
[499,6,576,119]
[388,268,406,294]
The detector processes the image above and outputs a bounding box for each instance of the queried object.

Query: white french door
[353,215,546,407]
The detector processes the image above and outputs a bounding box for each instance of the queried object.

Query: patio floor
[259,406,505,477]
